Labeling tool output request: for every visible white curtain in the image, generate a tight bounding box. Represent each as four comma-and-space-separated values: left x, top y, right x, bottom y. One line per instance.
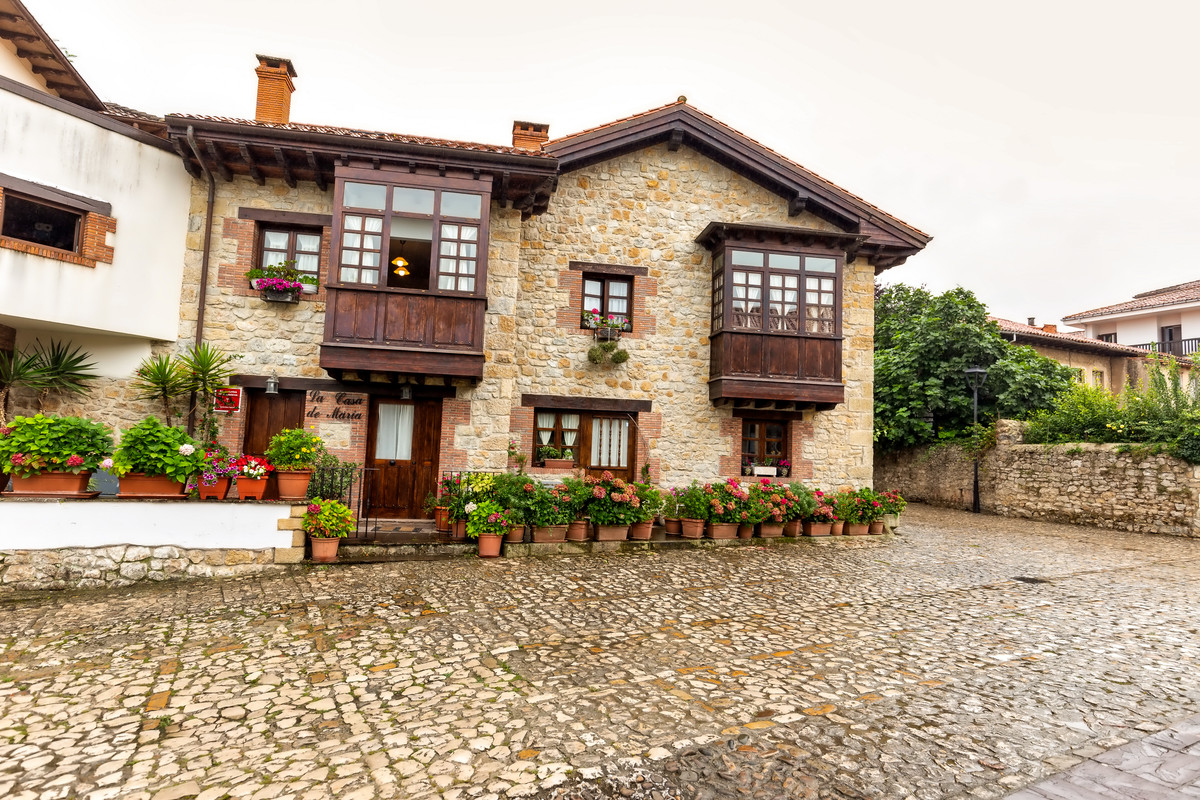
590, 418, 628, 468
560, 414, 579, 457
376, 403, 414, 460
536, 412, 556, 445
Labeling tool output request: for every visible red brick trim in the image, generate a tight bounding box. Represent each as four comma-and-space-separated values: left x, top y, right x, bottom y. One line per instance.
218, 216, 330, 302
438, 397, 470, 474
720, 414, 814, 483
556, 267, 658, 340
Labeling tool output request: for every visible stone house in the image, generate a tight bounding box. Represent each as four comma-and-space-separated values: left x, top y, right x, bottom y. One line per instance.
12, 35, 930, 518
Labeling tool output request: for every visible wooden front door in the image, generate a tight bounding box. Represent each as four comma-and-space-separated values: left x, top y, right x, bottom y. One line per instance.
243, 389, 306, 501
366, 398, 441, 518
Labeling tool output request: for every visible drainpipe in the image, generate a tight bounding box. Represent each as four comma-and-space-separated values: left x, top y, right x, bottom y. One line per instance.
184, 126, 216, 434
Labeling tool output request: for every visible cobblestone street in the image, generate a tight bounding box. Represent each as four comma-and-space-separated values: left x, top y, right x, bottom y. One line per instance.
2, 505, 1199, 800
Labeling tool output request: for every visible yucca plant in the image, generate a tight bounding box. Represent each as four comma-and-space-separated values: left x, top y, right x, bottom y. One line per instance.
131, 354, 191, 427
31, 339, 99, 413
0, 348, 47, 426
178, 343, 239, 449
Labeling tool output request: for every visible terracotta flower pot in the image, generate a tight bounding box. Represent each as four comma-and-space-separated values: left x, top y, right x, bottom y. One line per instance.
846, 523, 870, 536
737, 524, 755, 539
830, 521, 845, 535
119, 473, 186, 498
541, 458, 575, 470
504, 526, 525, 543
566, 520, 590, 541
869, 521, 885, 534
532, 525, 567, 543
594, 524, 629, 541
629, 520, 653, 540
238, 476, 267, 500
434, 507, 450, 532
783, 520, 802, 537
804, 521, 832, 537
679, 519, 705, 539
477, 533, 502, 558
451, 520, 467, 541
310, 536, 340, 563
197, 477, 232, 500
275, 469, 313, 502
758, 522, 784, 538
708, 522, 737, 539
9, 471, 91, 496
663, 518, 682, 534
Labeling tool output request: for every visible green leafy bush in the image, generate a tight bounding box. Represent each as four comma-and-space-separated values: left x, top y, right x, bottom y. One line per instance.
265, 427, 325, 470
0, 414, 113, 477
111, 417, 203, 481
465, 499, 519, 538
676, 481, 712, 521
526, 483, 574, 526
303, 499, 355, 538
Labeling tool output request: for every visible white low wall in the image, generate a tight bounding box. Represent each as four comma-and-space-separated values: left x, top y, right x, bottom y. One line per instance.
0, 501, 294, 550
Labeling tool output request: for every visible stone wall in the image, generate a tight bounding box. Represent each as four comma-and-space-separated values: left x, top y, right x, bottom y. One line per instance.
875, 420, 1200, 537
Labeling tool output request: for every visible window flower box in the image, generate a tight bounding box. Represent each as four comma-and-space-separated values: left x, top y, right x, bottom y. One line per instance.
541, 458, 575, 470
261, 288, 300, 304
752, 466, 776, 477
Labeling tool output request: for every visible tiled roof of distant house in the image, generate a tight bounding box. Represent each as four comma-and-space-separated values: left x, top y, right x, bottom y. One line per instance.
990, 317, 1165, 358
1063, 280, 1200, 321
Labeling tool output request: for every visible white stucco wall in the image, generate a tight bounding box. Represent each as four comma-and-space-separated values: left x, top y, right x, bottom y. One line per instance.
13, 328, 150, 378
0, 501, 293, 550
0, 39, 48, 91
0, 86, 190, 342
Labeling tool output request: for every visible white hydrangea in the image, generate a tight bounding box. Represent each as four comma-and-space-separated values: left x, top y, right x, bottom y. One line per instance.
464, 501, 477, 514
178, 444, 195, 456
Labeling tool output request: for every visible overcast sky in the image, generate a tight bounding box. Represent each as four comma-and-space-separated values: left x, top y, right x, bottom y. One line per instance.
27, 0, 1200, 329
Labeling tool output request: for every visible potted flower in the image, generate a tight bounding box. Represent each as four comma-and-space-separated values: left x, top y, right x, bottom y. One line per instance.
858, 487, 887, 534
742, 457, 753, 477
660, 487, 683, 534
264, 427, 324, 501
0, 414, 113, 496
527, 482, 573, 542
835, 489, 869, 535
630, 482, 662, 540
303, 498, 355, 562
879, 489, 907, 532
233, 454, 273, 500
245, 260, 313, 302
467, 498, 518, 558
581, 308, 628, 340
111, 417, 204, 497
736, 489, 770, 538
753, 480, 787, 537
783, 483, 816, 536
803, 499, 836, 536
423, 491, 451, 532
559, 475, 591, 541
777, 459, 791, 478
676, 481, 712, 539
194, 449, 238, 500
709, 479, 747, 539
584, 471, 639, 540
537, 444, 574, 470
438, 474, 469, 540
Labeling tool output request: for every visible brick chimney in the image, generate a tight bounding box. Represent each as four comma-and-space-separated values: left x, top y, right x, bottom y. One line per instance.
512, 121, 550, 150
1027, 317, 1036, 327
1042, 324, 1058, 333
254, 54, 297, 124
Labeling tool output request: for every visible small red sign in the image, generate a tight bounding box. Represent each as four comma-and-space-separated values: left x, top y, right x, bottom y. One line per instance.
214, 387, 242, 413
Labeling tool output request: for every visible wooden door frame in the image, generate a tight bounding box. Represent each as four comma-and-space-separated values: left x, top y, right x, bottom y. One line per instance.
365, 396, 442, 518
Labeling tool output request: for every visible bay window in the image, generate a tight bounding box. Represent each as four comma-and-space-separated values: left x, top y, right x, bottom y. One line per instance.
333, 169, 489, 295
713, 246, 841, 336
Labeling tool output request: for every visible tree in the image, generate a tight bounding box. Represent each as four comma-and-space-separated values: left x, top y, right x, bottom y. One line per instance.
874, 284, 1075, 452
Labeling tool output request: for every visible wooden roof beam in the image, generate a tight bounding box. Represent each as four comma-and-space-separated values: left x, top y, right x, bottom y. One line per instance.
0, 12, 26, 22
305, 150, 327, 191
171, 139, 202, 179
274, 147, 296, 188
206, 141, 232, 182
788, 194, 808, 217
239, 144, 264, 185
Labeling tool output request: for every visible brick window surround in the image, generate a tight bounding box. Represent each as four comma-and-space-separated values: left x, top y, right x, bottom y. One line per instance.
558, 261, 658, 340
221, 208, 332, 302
720, 412, 813, 482
0, 185, 116, 268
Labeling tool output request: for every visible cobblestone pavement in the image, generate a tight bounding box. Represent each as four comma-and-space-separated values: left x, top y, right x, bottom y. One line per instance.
2, 504, 1199, 800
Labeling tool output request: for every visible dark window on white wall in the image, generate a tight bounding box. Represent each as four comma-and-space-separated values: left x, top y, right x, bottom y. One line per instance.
1, 194, 81, 252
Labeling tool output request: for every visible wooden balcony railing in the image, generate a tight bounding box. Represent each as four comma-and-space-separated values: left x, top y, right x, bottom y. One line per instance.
1130, 338, 1200, 358
709, 330, 843, 405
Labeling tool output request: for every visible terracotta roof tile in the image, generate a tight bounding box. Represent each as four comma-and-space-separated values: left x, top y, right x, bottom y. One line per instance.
990, 317, 1166, 358
548, 100, 930, 240
171, 114, 554, 159
1063, 280, 1200, 321
104, 103, 163, 123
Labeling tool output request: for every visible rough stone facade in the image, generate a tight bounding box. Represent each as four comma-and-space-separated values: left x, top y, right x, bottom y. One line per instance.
875, 420, 1200, 537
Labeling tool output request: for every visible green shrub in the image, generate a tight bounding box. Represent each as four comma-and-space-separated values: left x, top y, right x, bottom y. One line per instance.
265, 427, 325, 470
1023, 383, 1124, 444
302, 499, 356, 538
0, 414, 113, 477
111, 417, 203, 481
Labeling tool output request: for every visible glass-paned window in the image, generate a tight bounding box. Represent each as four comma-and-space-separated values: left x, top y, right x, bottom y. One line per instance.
591, 416, 629, 469
731, 270, 763, 330
1098, 333, 1117, 343
768, 273, 800, 331
534, 411, 581, 463
712, 271, 725, 334
335, 178, 488, 293
374, 402, 414, 460
741, 420, 787, 464
260, 228, 321, 282
0, 194, 81, 252
804, 274, 836, 334
582, 275, 633, 331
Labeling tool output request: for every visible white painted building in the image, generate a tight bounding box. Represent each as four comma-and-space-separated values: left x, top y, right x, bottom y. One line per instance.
1062, 280, 1200, 359
0, 1, 190, 378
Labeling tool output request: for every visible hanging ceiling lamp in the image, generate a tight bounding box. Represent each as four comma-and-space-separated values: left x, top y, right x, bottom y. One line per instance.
392, 256, 409, 276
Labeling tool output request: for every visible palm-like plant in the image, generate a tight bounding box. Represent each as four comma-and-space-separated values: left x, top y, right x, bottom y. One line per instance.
131, 353, 191, 427
31, 339, 99, 413
0, 348, 47, 426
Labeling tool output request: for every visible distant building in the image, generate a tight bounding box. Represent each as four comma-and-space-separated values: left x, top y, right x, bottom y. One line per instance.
989, 317, 1181, 392
1063, 280, 1200, 359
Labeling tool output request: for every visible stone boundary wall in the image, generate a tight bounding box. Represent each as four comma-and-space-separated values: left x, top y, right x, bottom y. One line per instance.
0, 503, 309, 591
875, 420, 1200, 538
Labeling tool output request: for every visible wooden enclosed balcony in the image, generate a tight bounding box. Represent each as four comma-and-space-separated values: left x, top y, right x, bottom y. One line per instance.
709, 331, 843, 406
320, 287, 485, 379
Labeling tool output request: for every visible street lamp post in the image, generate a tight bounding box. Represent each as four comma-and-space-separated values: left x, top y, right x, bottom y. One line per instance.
964, 365, 988, 513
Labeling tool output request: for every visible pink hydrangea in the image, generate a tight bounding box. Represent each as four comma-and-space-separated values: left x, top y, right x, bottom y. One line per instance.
66, 455, 85, 468
307, 503, 321, 514
100, 458, 114, 470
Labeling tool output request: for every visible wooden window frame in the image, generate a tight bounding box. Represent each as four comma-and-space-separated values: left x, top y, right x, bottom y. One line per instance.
1097, 333, 1117, 343
740, 418, 789, 465
716, 244, 842, 339
330, 166, 491, 298
581, 274, 634, 332
257, 225, 322, 278
534, 410, 583, 464
532, 408, 637, 473
0, 191, 84, 255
